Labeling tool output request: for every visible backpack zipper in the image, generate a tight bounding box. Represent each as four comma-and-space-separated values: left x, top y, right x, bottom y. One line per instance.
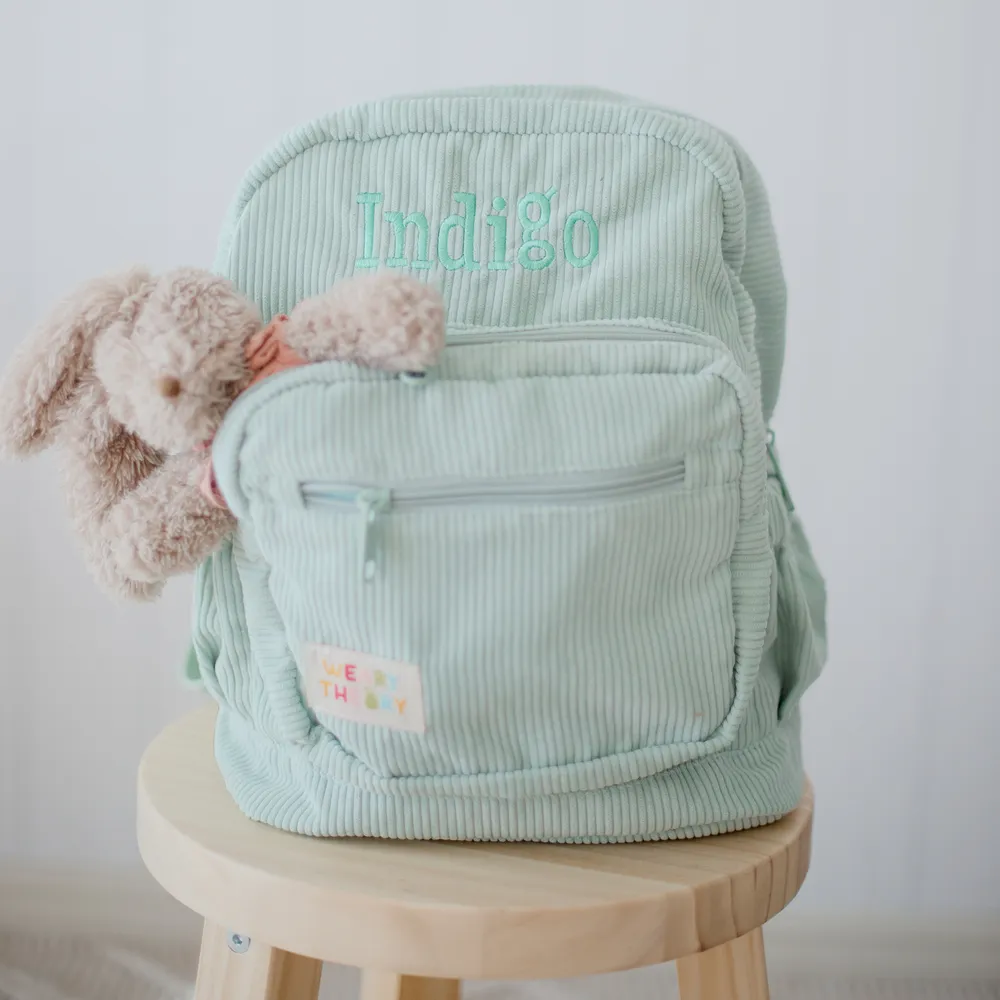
388, 322, 723, 387
391, 324, 719, 384
301, 458, 687, 582
442, 321, 716, 349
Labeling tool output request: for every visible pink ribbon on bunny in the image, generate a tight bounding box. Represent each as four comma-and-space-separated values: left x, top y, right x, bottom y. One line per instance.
197, 314, 308, 508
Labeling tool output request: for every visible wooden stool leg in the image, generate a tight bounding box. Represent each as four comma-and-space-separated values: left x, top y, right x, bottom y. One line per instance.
361, 970, 460, 1000
194, 921, 323, 1000
676, 927, 769, 1000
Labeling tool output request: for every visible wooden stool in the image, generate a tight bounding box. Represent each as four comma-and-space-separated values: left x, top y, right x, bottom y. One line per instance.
137, 707, 812, 1000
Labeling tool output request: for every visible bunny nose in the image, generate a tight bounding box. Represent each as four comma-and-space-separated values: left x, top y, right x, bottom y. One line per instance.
157, 376, 182, 398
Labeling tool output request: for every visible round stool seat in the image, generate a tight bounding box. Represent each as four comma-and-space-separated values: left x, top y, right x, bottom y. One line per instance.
137, 706, 812, 997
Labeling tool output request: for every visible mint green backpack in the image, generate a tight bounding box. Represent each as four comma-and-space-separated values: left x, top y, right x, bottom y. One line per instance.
192, 86, 827, 842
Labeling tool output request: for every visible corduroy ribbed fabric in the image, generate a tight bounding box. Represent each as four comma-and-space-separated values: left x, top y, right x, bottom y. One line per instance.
192, 87, 827, 842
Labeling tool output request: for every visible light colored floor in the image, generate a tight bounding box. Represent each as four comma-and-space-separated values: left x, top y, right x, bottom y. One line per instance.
0, 932, 997, 1000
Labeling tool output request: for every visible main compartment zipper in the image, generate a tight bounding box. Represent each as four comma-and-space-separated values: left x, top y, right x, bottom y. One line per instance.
301, 458, 687, 582
389, 324, 718, 385
442, 321, 715, 348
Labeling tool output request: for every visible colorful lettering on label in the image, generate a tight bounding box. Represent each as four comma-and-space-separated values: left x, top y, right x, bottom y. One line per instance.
304, 643, 425, 734
321, 660, 360, 682
353, 190, 599, 272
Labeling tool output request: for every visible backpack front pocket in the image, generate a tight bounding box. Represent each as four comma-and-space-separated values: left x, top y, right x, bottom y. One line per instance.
214, 332, 772, 796
300, 458, 688, 583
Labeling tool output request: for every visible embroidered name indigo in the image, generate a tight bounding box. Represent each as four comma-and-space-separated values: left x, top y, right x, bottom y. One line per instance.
355, 190, 600, 272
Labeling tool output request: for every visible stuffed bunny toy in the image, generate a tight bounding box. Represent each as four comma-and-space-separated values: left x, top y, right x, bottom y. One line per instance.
0, 268, 445, 601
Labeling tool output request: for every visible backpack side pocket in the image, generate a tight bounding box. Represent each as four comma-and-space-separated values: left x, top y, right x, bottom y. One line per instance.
766, 482, 828, 720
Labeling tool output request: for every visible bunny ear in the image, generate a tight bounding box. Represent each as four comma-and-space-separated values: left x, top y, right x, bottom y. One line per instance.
0, 267, 151, 457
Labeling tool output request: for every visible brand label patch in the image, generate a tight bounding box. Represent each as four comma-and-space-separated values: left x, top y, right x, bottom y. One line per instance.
300, 643, 426, 733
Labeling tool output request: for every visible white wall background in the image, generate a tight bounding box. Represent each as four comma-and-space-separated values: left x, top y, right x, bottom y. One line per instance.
1, 0, 997, 917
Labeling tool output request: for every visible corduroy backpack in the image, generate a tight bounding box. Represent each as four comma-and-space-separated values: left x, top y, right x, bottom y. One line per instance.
191, 85, 827, 843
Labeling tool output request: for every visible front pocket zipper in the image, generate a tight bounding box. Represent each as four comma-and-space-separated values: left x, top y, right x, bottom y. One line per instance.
301, 458, 687, 582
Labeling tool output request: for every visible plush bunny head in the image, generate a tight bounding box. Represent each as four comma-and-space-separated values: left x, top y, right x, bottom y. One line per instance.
93, 268, 261, 454
91, 268, 447, 456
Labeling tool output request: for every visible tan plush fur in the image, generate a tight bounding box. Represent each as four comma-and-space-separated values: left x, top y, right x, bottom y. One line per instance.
285, 270, 446, 373
93, 268, 262, 455
103, 450, 236, 585
0, 269, 169, 600
0, 268, 446, 601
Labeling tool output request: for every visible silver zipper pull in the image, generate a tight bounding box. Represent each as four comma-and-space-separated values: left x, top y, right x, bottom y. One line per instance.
356, 488, 391, 582
766, 429, 795, 513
